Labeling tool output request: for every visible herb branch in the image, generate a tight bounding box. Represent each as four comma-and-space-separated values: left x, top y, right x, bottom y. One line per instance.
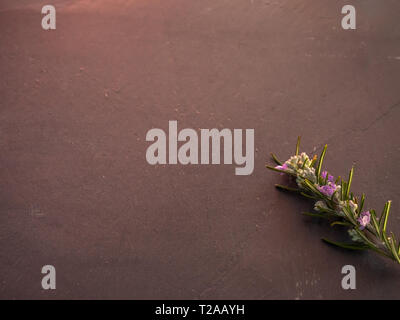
266, 137, 400, 264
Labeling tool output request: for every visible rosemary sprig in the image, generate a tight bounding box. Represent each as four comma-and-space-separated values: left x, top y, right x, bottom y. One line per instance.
266, 137, 400, 264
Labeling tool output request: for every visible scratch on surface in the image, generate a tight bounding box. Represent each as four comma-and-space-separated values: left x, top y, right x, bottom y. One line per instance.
312, 100, 400, 153
360, 100, 400, 132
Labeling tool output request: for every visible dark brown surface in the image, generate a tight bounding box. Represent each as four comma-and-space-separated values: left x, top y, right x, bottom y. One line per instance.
1, 0, 400, 299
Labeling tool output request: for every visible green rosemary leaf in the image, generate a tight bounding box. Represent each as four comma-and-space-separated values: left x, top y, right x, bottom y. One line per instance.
270, 153, 282, 165
342, 206, 356, 225
300, 192, 318, 200
379, 201, 391, 234
346, 201, 352, 218
398, 241, 400, 257
306, 178, 319, 192
316, 144, 327, 183
340, 179, 344, 200
359, 193, 365, 213
396, 232, 400, 256
379, 202, 387, 231
383, 200, 391, 233
316, 206, 337, 215
296, 136, 301, 156
330, 221, 352, 227
382, 232, 391, 253
370, 210, 380, 237
275, 184, 300, 192
388, 233, 400, 262
302, 212, 331, 219
302, 179, 315, 191
322, 238, 369, 250
389, 238, 400, 263
353, 229, 394, 259
390, 232, 397, 247
303, 179, 325, 198
355, 229, 375, 246
342, 182, 348, 200
346, 167, 354, 198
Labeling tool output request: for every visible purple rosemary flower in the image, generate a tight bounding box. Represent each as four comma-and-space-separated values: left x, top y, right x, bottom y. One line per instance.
275, 163, 288, 171
318, 183, 337, 197
275, 163, 288, 175
357, 211, 371, 230
321, 170, 334, 183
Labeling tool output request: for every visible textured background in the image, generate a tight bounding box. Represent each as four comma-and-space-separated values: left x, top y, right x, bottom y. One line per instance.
0, 0, 399, 299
